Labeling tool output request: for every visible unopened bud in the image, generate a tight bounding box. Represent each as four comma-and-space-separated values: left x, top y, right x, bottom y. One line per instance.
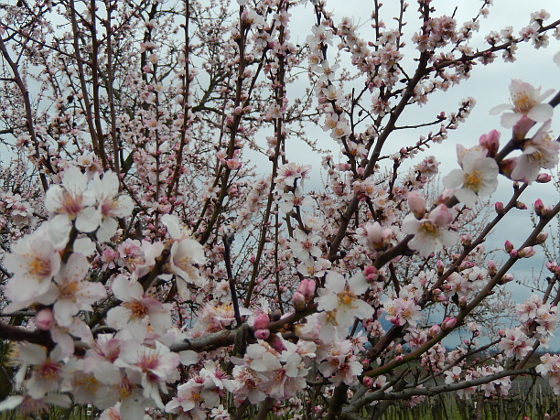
495, 202, 504, 214
437, 260, 445, 275
534, 232, 549, 245
297, 279, 316, 300
499, 273, 514, 284
35, 308, 55, 330
537, 173, 552, 183
513, 115, 534, 140
407, 191, 426, 219
253, 313, 270, 330
292, 292, 306, 311
460, 234, 472, 247
487, 260, 497, 275
441, 317, 457, 331
516, 201, 527, 210
428, 324, 441, 337
364, 266, 379, 282
504, 240, 514, 253
546, 261, 560, 275
534, 198, 545, 216
478, 129, 500, 157
518, 246, 535, 258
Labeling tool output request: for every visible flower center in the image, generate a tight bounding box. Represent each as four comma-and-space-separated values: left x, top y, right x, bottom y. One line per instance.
512, 92, 536, 114
28, 255, 52, 279
420, 221, 439, 237
124, 300, 149, 319
463, 170, 483, 192
59, 281, 80, 300
338, 290, 356, 306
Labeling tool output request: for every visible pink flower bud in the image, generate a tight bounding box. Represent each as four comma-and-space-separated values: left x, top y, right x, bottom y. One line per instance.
504, 240, 514, 253
297, 279, 316, 300
537, 173, 552, 183
516, 201, 527, 210
509, 249, 518, 258
513, 115, 534, 140
546, 261, 560, 274
534, 198, 545, 215
518, 246, 535, 258
429, 204, 453, 227
407, 191, 426, 219
478, 129, 500, 157
254, 329, 270, 340
441, 317, 457, 331
436, 260, 444, 275
500, 273, 514, 284
495, 202, 504, 214
487, 260, 497, 275
364, 266, 379, 282
428, 324, 441, 337
253, 313, 270, 330
267, 333, 286, 352
458, 296, 468, 307
35, 308, 55, 330
363, 377, 374, 388
292, 292, 306, 311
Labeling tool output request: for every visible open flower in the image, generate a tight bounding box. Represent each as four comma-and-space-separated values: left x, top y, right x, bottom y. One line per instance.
316, 271, 374, 331
107, 275, 172, 334
402, 204, 459, 257
45, 166, 100, 233
51, 252, 107, 327
93, 171, 134, 242
161, 215, 206, 298
443, 149, 499, 206
490, 79, 554, 128
510, 120, 559, 182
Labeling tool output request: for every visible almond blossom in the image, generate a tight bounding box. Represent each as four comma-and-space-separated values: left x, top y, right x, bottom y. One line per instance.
401, 204, 459, 257
3, 226, 62, 312
443, 149, 499, 206
45, 166, 101, 233
316, 271, 374, 332
510, 120, 560, 182
115, 340, 180, 409
489, 79, 554, 128
161, 214, 206, 298
93, 171, 134, 242
107, 275, 173, 334
51, 252, 107, 327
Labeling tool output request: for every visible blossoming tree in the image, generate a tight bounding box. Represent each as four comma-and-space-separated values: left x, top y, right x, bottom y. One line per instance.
0, 0, 559, 419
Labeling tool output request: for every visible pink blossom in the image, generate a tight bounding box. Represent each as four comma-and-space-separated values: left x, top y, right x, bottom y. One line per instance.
45, 166, 101, 233
443, 149, 499, 206
489, 79, 554, 128
316, 271, 374, 332
93, 171, 134, 242
402, 204, 459, 257
510, 121, 559, 183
